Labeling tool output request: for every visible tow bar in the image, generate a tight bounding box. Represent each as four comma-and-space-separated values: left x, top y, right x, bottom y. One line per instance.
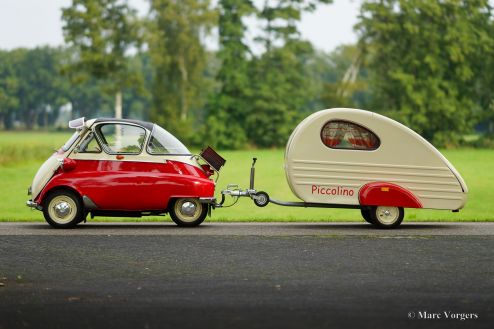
215, 157, 360, 210
215, 158, 270, 208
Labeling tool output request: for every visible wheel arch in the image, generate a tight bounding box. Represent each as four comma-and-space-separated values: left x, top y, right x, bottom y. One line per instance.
359, 182, 422, 208
38, 185, 83, 208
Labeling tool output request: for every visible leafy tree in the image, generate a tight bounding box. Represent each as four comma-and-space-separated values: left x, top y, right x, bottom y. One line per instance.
61, 48, 152, 121
357, 0, 493, 146
204, 0, 256, 149
317, 45, 369, 109
473, 7, 494, 136
256, 0, 332, 51
62, 0, 141, 119
247, 41, 318, 147
66, 75, 113, 119
122, 52, 153, 120
246, 0, 332, 147
14, 47, 68, 129
0, 50, 20, 129
148, 0, 216, 140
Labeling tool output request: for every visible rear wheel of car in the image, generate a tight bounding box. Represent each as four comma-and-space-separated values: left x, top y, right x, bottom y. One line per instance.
369, 206, 404, 229
360, 208, 374, 224
43, 189, 84, 229
169, 198, 207, 227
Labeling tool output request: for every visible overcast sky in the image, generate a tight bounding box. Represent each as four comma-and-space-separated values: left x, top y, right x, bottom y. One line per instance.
0, 0, 361, 53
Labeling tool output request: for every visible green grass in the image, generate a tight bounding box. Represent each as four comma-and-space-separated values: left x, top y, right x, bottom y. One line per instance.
0, 131, 73, 166
1, 131, 493, 222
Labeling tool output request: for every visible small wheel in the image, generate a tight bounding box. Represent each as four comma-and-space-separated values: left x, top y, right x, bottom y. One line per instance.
43, 190, 84, 229
253, 191, 269, 207
360, 208, 374, 224
369, 206, 404, 229
169, 198, 207, 227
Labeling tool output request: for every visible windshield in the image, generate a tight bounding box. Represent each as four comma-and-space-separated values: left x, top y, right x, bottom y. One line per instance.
62, 131, 81, 152
147, 125, 190, 155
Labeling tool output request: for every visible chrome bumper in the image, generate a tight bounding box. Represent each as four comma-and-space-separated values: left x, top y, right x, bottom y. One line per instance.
26, 200, 42, 210
199, 197, 216, 204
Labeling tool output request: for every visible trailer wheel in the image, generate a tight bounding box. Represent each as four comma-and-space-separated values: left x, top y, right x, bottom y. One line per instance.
370, 206, 404, 229
169, 198, 207, 227
360, 208, 374, 224
253, 191, 269, 207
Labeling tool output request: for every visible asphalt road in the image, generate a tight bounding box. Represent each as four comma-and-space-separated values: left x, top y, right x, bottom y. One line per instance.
1, 222, 493, 329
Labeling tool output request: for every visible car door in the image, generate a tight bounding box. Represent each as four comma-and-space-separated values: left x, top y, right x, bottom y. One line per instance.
69, 122, 159, 211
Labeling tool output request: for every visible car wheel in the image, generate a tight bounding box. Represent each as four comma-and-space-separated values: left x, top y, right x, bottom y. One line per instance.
43, 190, 83, 229
369, 206, 404, 229
169, 198, 207, 227
360, 208, 374, 224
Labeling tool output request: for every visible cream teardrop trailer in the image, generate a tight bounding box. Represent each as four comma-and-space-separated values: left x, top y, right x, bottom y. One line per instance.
282, 108, 468, 227
218, 108, 468, 229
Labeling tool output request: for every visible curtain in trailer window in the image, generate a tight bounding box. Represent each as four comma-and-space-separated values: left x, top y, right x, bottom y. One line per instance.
321, 121, 380, 150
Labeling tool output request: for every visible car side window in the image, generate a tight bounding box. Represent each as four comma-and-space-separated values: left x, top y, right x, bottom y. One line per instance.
146, 125, 190, 155
97, 124, 146, 154
321, 120, 380, 150
78, 132, 101, 153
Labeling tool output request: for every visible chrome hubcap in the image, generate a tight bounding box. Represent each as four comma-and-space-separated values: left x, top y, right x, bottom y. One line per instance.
174, 198, 203, 223
48, 195, 77, 224
54, 201, 71, 218
257, 194, 267, 204
180, 201, 197, 216
376, 206, 399, 224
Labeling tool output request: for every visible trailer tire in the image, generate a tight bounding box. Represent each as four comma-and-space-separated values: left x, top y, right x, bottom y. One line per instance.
253, 191, 270, 207
369, 206, 404, 229
360, 208, 374, 224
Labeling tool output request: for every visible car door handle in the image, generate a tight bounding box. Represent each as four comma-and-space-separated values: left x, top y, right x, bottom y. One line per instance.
116, 155, 124, 160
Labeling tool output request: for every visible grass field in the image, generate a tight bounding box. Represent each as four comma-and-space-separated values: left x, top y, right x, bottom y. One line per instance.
1, 131, 493, 222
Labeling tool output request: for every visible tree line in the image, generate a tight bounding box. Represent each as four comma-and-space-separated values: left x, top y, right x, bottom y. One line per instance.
0, 0, 493, 148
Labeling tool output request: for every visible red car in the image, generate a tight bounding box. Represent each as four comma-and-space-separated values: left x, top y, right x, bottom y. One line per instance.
26, 118, 224, 228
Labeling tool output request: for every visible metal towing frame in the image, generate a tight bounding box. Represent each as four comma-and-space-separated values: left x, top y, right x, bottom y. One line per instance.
213, 157, 361, 211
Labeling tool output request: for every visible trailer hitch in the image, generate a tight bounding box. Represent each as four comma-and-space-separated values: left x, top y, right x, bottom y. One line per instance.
216, 157, 270, 208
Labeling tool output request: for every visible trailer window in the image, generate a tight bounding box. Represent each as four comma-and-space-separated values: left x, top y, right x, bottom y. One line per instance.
321, 120, 380, 150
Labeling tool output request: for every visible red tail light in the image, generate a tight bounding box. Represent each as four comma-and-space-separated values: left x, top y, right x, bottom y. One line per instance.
201, 164, 214, 177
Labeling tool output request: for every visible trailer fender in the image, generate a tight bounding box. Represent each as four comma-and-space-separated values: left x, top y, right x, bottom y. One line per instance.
359, 182, 422, 208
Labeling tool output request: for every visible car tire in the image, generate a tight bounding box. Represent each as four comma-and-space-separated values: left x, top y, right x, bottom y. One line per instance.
169, 198, 207, 227
360, 208, 374, 224
369, 206, 404, 229
43, 189, 84, 229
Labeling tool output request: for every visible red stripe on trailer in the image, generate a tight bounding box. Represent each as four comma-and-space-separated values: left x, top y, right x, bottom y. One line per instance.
359, 182, 422, 208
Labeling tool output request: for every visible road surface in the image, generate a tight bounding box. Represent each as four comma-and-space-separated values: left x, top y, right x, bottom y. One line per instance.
0, 222, 493, 329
